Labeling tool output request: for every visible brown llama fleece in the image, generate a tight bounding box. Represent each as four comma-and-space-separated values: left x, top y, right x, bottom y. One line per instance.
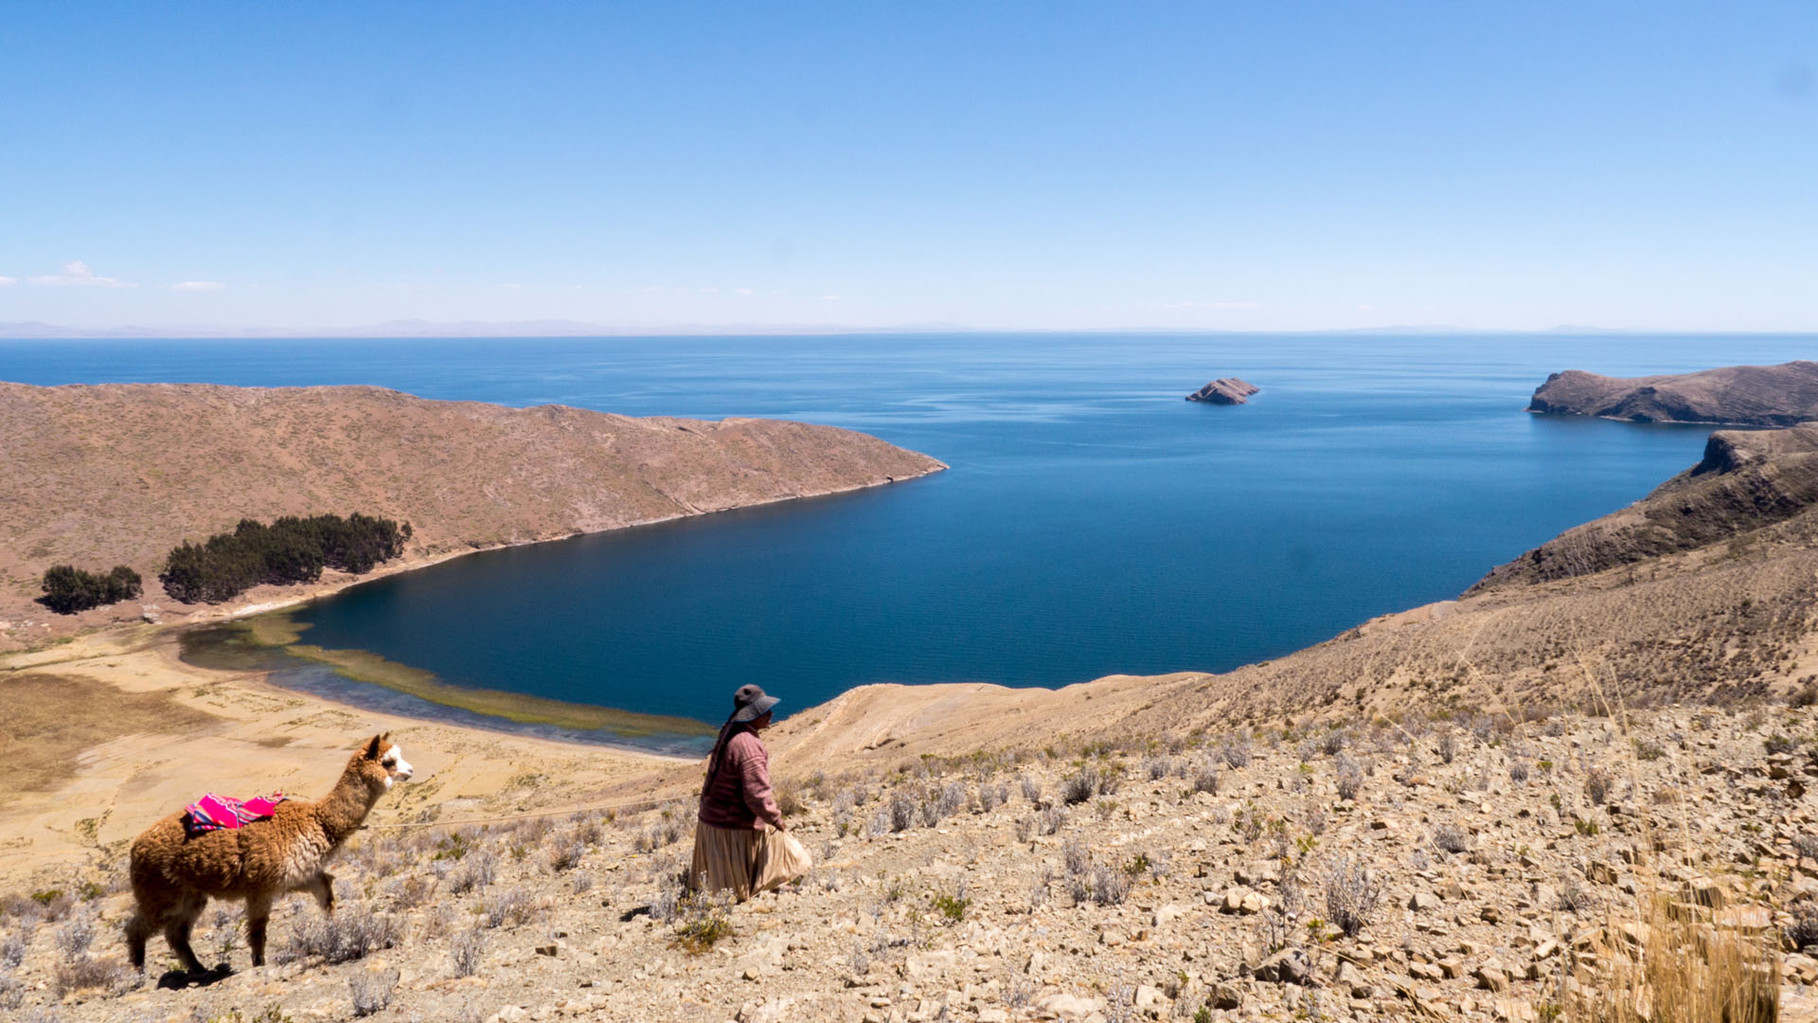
125, 733, 414, 974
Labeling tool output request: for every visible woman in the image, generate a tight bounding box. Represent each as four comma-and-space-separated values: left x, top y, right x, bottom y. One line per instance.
691, 684, 812, 900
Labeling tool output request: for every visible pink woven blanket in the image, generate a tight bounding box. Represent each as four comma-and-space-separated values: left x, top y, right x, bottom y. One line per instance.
184, 792, 286, 835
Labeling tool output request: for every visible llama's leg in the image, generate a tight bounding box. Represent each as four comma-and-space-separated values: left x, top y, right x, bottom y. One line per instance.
304, 871, 336, 914
246, 893, 274, 968
162, 892, 208, 975
125, 907, 154, 971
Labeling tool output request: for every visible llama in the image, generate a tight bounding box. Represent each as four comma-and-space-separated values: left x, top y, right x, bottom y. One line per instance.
125, 733, 414, 974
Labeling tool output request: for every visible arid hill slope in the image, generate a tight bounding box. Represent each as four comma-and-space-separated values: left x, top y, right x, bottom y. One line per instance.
0, 382, 944, 647
1527, 360, 1818, 426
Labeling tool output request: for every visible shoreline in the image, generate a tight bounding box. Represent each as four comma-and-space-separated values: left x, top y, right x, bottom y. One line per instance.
163, 468, 947, 633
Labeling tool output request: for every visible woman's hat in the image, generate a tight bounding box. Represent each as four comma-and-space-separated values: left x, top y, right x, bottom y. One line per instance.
732, 684, 780, 722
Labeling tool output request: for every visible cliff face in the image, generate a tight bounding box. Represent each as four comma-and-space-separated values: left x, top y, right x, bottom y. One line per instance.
1467, 423, 1818, 594
0, 382, 945, 643
1527, 361, 1818, 426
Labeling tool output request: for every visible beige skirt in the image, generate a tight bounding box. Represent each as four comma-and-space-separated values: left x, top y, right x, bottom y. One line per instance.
690, 822, 812, 901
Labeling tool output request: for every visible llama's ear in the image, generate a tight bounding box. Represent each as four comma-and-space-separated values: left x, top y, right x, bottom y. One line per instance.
365, 734, 384, 759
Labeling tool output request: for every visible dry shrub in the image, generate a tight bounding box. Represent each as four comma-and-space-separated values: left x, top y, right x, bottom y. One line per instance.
1090, 864, 1130, 906
1061, 767, 1098, 806
1786, 899, 1818, 951
1019, 775, 1042, 803
1324, 856, 1381, 937
482, 887, 541, 930
1432, 823, 1470, 854
672, 889, 734, 953
276, 905, 404, 964
53, 954, 135, 998
889, 791, 916, 832
547, 841, 585, 873
350, 965, 400, 1017
449, 926, 485, 978
1334, 754, 1363, 801
1585, 765, 1614, 806
1192, 762, 1220, 795
776, 787, 805, 818
1220, 736, 1252, 769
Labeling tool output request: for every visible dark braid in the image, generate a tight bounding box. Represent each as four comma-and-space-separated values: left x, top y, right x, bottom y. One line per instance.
702, 714, 752, 793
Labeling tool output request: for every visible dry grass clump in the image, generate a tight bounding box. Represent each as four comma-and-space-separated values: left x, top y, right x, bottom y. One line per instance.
1568, 893, 1777, 1023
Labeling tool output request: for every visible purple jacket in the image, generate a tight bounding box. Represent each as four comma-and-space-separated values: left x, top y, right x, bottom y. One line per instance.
698, 730, 782, 830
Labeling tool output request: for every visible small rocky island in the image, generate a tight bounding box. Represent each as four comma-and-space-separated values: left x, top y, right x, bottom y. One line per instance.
1185, 377, 1259, 404
1527, 360, 1818, 427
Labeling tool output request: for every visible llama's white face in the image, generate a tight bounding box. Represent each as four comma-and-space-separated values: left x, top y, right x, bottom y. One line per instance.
379, 744, 414, 789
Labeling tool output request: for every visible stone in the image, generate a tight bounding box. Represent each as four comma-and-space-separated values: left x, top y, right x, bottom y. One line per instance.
1209, 983, 1243, 1010
1254, 947, 1315, 985
1236, 860, 1280, 886
1475, 962, 1509, 993
1409, 892, 1441, 912
1687, 876, 1728, 908
1037, 993, 1104, 1019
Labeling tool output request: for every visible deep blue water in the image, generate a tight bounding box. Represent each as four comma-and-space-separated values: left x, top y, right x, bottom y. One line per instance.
4, 333, 1811, 742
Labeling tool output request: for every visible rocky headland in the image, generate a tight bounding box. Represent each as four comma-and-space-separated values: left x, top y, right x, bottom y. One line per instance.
0, 382, 946, 650
1186, 379, 1259, 405
1468, 424, 1818, 595
1527, 361, 1818, 426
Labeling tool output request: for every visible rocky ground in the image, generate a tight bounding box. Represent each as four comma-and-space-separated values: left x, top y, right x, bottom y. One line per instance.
3, 705, 1816, 1023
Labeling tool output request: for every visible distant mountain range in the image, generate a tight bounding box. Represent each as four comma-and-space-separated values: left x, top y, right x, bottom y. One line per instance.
0, 320, 977, 339
2, 320, 1809, 339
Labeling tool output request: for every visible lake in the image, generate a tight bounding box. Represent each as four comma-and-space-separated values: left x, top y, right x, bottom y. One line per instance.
4, 333, 1807, 752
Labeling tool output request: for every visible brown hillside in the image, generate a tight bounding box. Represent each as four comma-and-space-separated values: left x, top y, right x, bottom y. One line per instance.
1527, 360, 1818, 426
0, 382, 944, 648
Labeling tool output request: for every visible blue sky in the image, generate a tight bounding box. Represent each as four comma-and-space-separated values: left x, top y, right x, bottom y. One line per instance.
1, 3, 1813, 332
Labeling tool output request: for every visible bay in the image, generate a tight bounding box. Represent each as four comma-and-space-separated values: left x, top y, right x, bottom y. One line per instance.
4, 332, 1807, 749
